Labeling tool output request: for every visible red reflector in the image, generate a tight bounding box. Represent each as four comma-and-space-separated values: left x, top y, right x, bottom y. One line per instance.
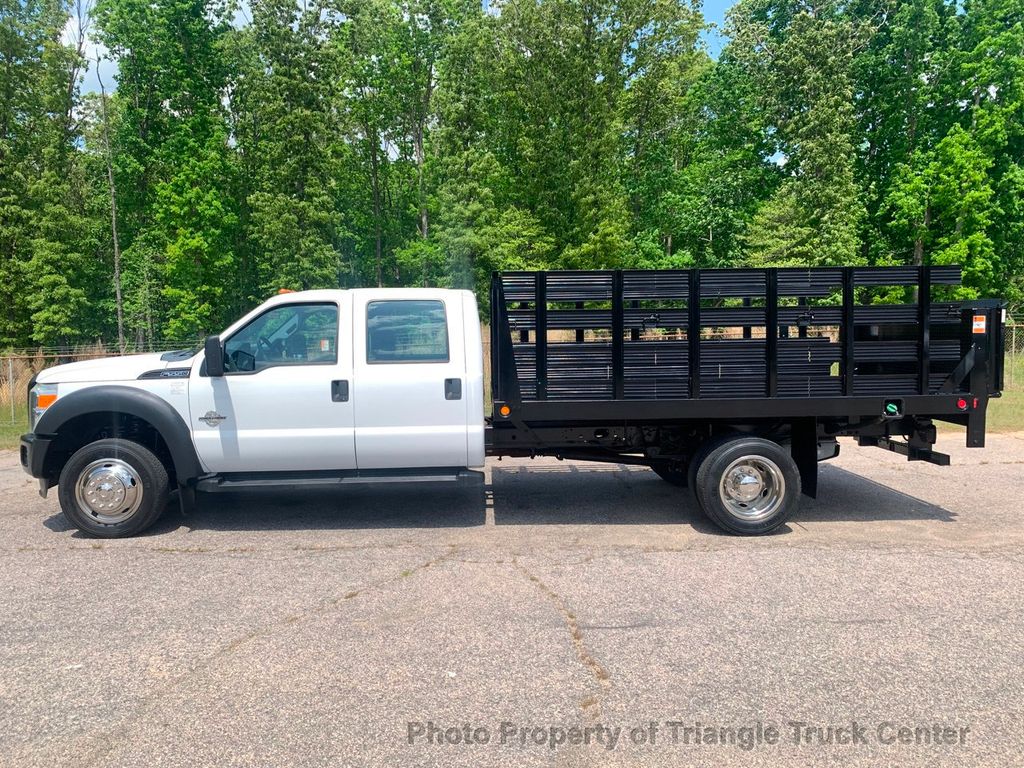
957, 398, 968, 410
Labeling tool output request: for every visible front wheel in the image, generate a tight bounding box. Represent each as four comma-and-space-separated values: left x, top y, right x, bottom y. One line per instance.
57, 438, 169, 538
693, 436, 800, 535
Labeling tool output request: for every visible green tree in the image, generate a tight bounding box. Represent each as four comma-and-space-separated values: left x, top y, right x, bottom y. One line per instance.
619, 0, 708, 263
232, 0, 345, 296
954, 0, 1024, 305
27, 0, 100, 345
95, 0, 239, 341
671, 57, 779, 267
850, 0, 950, 266
730, 1, 865, 266
0, 0, 66, 345
2, 0, 1022, 349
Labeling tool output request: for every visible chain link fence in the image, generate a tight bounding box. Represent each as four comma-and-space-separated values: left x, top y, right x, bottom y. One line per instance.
0, 326, 1021, 432
1007, 322, 1023, 390
0, 342, 195, 430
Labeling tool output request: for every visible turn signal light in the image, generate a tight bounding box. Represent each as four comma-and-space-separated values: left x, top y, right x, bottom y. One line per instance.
29, 383, 58, 431
499, 405, 511, 417
956, 398, 968, 411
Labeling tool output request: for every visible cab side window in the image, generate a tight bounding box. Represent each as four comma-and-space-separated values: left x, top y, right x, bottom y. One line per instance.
366, 300, 449, 363
224, 303, 338, 373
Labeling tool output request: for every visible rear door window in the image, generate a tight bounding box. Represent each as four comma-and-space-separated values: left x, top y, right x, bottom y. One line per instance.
366, 300, 449, 363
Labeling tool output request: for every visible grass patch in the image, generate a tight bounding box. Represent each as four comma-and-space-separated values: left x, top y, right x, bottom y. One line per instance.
985, 353, 1024, 432
937, 390, 1024, 435
0, 407, 27, 450
987, 388, 1024, 433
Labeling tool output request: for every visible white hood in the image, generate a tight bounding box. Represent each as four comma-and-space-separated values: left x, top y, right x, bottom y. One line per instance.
35, 351, 197, 384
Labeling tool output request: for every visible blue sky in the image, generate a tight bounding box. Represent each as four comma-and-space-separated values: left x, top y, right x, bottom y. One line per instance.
76, 0, 736, 93
702, 0, 733, 58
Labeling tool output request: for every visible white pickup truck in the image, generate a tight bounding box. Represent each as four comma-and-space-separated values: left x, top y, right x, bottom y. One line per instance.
21, 267, 1004, 537
23, 289, 485, 537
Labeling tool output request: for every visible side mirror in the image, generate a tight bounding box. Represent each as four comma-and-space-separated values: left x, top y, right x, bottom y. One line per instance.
204, 335, 225, 377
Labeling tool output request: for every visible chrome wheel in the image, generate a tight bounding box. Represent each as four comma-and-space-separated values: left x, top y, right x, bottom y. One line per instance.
718, 455, 785, 523
74, 459, 144, 524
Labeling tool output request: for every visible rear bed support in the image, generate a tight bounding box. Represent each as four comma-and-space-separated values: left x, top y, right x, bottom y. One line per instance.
858, 436, 951, 466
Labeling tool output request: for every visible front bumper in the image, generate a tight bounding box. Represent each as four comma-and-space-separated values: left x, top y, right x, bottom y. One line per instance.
20, 433, 52, 479
21, 433, 56, 498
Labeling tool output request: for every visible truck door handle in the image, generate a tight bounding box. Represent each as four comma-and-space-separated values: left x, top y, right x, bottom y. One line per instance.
331, 380, 349, 402
444, 378, 462, 400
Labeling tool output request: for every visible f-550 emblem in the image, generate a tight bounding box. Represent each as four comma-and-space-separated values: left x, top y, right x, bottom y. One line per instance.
199, 411, 226, 427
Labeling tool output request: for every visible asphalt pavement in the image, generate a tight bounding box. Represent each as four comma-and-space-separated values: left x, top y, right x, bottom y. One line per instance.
1, 433, 1023, 767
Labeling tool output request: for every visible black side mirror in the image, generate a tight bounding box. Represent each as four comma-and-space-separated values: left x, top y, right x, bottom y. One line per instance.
204, 335, 225, 377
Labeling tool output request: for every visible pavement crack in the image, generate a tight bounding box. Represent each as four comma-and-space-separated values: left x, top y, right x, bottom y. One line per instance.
66, 545, 457, 768
318, 545, 455, 607
513, 561, 611, 720
814, 616, 896, 627
200, 545, 457, 663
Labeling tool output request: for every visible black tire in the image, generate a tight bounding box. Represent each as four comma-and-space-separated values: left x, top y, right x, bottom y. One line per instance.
57, 438, 169, 538
686, 432, 740, 492
650, 459, 688, 487
693, 436, 800, 535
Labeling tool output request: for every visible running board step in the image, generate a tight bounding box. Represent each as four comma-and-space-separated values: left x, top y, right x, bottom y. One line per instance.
196, 469, 483, 493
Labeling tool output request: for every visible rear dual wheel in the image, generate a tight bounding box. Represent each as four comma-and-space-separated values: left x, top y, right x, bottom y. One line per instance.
689, 435, 800, 535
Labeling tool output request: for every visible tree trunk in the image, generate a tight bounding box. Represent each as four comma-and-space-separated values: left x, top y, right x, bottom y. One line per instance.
63, 0, 89, 139
368, 125, 383, 287
415, 61, 433, 240
415, 123, 428, 239
97, 60, 125, 353
911, 203, 929, 303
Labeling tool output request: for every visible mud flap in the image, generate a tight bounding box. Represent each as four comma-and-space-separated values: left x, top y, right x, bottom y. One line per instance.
791, 418, 819, 499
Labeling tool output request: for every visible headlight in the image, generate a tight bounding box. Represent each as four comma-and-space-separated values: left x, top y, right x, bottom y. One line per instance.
29, 383, 58, 432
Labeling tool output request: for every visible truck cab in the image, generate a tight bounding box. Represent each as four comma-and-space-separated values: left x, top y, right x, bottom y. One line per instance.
21, 288, 485, 537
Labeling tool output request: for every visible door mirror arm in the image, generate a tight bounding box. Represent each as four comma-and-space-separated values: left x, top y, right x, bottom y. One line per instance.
204, 335, 225, 377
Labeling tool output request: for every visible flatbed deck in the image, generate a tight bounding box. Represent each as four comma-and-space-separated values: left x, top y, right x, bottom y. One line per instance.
487, 266, 1004, 470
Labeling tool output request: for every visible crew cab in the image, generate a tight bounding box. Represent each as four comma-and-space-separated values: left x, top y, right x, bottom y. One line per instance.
22, 289, 484, 537
21, 267, 1005, 537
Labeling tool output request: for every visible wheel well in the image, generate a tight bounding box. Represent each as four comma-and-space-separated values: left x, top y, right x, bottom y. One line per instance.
647, 423, 785, 461
45, 412, 176, 485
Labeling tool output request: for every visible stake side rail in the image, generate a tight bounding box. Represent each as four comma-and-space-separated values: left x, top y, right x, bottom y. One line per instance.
488, 266, 1004, 459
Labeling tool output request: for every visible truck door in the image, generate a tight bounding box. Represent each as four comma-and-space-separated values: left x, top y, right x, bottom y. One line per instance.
189, 298, 357, 473
352, 292, 469, 469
